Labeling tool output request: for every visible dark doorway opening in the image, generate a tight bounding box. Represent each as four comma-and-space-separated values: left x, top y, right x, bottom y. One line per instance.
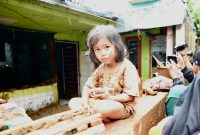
125, 37, 141, 76
55, 41, 79, 100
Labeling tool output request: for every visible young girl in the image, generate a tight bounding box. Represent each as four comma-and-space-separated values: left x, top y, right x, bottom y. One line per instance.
68, 25, 140, 121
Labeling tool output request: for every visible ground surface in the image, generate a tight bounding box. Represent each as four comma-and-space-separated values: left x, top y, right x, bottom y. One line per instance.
28, 103, 69, 120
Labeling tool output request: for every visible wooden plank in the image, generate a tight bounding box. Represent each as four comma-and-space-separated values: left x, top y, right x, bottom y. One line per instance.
27, 113, 103, 135
75, 123, 105, 135
1, 108, 88, 135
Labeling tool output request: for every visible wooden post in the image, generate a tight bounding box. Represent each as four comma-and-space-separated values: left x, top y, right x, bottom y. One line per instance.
166, 26, 174, 60
176, 24, 186, 46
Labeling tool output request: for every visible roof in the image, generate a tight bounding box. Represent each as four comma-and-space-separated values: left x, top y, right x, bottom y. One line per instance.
0, 0, 114, 33
40, 0, 118, 20
114, 0, 187, 33
0, 0, 186, 33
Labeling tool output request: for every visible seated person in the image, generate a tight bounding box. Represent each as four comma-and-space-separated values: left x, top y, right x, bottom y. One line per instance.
149, 47, 200, 135
68, 25, 140, 122
187, 51, 193, 65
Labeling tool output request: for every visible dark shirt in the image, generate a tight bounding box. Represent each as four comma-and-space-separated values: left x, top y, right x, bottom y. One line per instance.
181, 67, 194, 83
172, 66, 194, 86
163, 71, 200, 135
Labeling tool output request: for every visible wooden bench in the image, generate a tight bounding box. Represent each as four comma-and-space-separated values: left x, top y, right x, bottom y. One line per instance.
101, 92, 168, 135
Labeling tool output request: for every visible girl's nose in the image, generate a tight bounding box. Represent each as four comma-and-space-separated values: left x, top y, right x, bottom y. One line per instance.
101, 49, 107, 56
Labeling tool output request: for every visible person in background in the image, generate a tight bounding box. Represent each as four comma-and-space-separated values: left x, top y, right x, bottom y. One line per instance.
174, 43, 193, 74
164, 45, 195, 117
148, 47, 200, 135
174, 43, 188, 56
68, 25, 140, 122
187, 50, 193, 65
165, 57, 186, 116
165, 47, 197, 117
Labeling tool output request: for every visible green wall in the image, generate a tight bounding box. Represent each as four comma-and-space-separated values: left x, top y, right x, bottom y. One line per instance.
141, 32, 150, 80
0, 83, 58, 103
121, 28, 160, 81
54, 31, 88, 51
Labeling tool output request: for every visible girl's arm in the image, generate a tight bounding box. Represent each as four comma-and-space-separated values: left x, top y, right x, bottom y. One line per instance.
94, 92, 135, 102
108, 93, 135, 102
82, 85, 90, 106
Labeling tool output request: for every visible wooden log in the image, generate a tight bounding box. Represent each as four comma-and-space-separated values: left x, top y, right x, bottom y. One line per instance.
89, 118, 102, 127
27, 113, 103, 135
1, 108, 88, 135
75, 123, 105, 135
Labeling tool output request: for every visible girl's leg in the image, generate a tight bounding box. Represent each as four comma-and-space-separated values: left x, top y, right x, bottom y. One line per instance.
92, 100, 125, 120
68, 97, 83, 110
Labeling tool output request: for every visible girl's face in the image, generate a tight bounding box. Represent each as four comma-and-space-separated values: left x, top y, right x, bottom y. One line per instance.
93, 37, 116, 65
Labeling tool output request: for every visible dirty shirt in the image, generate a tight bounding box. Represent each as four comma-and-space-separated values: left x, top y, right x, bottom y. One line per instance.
85, 58, 140, 119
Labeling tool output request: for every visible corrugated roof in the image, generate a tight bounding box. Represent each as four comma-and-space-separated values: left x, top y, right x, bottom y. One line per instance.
39, 0, 118, 20
114, 0, 186, 33
40, 0, 187, 33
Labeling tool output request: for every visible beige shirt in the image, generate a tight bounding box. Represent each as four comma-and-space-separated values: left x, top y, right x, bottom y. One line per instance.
85, 59, 140, 97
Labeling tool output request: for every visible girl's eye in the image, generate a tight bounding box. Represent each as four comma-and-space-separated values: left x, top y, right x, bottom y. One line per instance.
94, 48, 100, 52
105, 45, 110, 49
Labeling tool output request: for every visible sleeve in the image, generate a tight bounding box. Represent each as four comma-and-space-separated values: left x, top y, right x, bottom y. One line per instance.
172, 78, 184, 86
181, 67, 194, 83
123, 60, 140, 97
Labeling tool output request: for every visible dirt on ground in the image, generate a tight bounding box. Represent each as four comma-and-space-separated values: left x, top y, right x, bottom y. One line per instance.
27, 104, 70, 120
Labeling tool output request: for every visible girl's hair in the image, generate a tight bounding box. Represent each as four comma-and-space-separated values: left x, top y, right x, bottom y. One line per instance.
87, 25, 127, 68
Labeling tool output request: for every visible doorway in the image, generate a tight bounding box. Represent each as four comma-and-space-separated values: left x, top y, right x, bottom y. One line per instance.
55, 41, 79, 100
125, 36, 141, 76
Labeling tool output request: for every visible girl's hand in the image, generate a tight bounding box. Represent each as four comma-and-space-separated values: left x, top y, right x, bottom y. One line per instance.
83, 102, 92, 114
93, 91, 110, 100
89, 88, 105, 98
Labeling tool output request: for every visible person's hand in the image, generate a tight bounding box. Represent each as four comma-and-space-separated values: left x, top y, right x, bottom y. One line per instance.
0, 99, 7, 104
182, 55, 193, 69
83, 102, 92, 114
89, 88, 105, 98
92, 91, 110, 100
168, 60, 183, 79
176, 52, 185, 70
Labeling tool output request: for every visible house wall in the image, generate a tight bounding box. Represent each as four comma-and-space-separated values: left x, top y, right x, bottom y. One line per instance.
0, 30, 90, 110
121, 28, 160, 81
0, 83, 58, 111
79, 51, 93, 94
54, 32, 88, 51
185, 15, 197, 51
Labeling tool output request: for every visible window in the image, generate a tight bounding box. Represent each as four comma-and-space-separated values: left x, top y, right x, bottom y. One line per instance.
0, 28, 54, 90
0, 40, 6, 65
